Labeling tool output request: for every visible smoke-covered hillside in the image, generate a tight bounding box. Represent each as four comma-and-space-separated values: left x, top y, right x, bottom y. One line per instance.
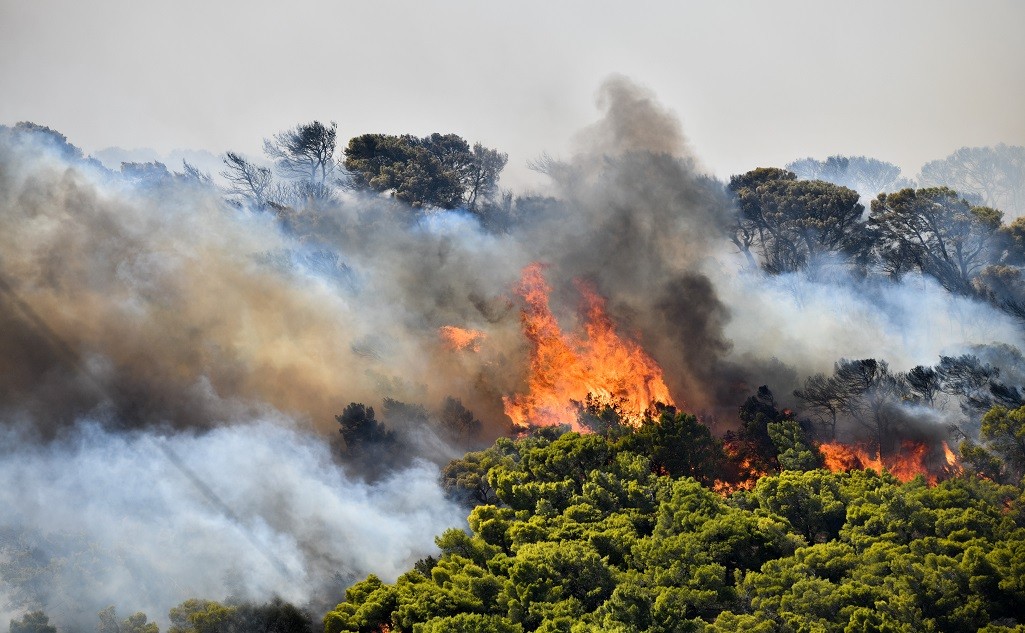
2, 77, 1025, 630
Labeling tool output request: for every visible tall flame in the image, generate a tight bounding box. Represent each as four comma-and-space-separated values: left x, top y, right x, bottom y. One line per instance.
503, 263, 673, 430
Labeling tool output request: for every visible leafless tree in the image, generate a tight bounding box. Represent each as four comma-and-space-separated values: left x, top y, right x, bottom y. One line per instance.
221, 151, 273, 208
263, 120, 337, 184
919, 144, 1025, 217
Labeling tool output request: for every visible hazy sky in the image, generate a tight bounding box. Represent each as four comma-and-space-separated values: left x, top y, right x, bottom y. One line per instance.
1, 0, 1023, 188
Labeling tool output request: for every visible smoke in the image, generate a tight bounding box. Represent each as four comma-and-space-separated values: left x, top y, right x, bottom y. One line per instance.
6, 78, 1019, 431
0, 126, 479, 626
3, 74, 1025, 623
502, 76, 740, 413
718, 267, 1024, 383
0, 420, 464, 629
0, 123, 521, 437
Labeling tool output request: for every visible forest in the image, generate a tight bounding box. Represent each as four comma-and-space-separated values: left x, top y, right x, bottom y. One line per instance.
2, 78, 1025, 632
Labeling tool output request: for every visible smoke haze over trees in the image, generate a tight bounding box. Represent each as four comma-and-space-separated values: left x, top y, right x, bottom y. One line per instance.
2, 75, 1025, 630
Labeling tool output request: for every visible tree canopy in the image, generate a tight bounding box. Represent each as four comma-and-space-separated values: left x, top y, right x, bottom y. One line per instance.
869, 186, 1002, 295
787, 154, 913, 200
919, 144, 1025, 218
325, 417, 1025, 633
264, 120, 338, 184
343, 133, 506, 210
728, 168, 871, 273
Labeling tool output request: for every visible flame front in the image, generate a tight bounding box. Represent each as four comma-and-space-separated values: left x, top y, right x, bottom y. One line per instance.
818, 440, 958, 484
503, 263, 673, 430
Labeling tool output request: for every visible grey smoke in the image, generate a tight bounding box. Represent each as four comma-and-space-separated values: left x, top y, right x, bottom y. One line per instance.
0, 420, 465, 629
2, 73, 1024, 626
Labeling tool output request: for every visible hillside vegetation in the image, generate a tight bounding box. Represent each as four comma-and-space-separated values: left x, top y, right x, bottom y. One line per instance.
325, 408, 1025, 633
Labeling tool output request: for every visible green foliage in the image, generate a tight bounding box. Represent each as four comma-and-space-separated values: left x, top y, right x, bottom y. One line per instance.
169, 599, 236, 633
343, 133, 506, 211
869, 186, 1001, 295
99, 606, 159, 633
725, 386, 818, 478
442, 438, 519, 508
169, 597, 312, 633
624, 406, 727, 487
325, 422, 1025, 632
745, 470, 848, 543
414, 613, 522, 633
977, 405, 1025, 482
575, 395, 631, 438
768, 419, 821, 472
728, 167, 870, 273
9, 612, 56, 633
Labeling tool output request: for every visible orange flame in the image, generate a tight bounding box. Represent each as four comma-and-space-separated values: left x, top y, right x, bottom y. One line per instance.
718, 437, 771, 493
439, 326, 485, 352
888, 440, 930, 483
943, 441, 958, 466
942, 441, 963, 477
503, 263, 673, 430
818, 439, 956, 484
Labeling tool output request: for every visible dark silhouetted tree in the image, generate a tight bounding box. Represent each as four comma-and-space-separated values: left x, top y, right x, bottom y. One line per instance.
937, 354, 1022, 417
336, 403, 395, 451
728, 168, 870, 273
264, 120, 338, 184
98, 606, 158, 633
178, 159, 212, 185
795, 359, 908, 453
627, 406, 727, 485
439, 396, 483, 441
726, 386, 791, 476
869, 187, 1002, 295
344, 133, 506, 210
9, 612, 56, 633
221, 151, 273, 208
902, 365, 941, 407
464, 143, 508, 212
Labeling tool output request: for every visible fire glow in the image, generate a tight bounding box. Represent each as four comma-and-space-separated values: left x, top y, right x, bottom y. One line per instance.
818, 440, 961, 484
439, 326, 486, 352
502, 263, 674, 430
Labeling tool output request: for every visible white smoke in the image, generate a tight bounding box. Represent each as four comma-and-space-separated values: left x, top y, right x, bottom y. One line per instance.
0, 420, 464, 628
716, 263, 1025, 380
3, 75, 1024, 629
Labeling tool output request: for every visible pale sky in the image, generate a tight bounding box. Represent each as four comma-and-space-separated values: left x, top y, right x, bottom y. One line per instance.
1, 0, 1023, 189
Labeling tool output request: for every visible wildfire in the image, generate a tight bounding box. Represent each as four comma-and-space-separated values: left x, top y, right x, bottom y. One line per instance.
439, 326, 485, 352
503, 263, 674, 430
818, 439, 960, 484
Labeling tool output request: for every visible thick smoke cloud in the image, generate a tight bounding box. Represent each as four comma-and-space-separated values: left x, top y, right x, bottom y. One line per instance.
719, 268, 1024, 382
2, 74, 1024, 625
0, 421, 464, 629
0, 125, 522, 437
9, 77, 1014, 440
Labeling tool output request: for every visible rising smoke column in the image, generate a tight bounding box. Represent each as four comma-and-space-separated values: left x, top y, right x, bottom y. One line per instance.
504, 76, 748, 414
